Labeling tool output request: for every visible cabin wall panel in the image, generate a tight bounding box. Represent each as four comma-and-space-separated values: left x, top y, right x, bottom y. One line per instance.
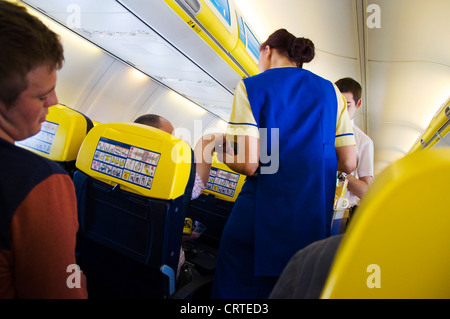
134, 87, 226, 146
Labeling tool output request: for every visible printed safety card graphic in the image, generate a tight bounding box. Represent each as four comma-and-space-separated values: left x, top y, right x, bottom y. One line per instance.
16, 121, 59, 154
91, 137, 161, 189
205, 167, 239, 197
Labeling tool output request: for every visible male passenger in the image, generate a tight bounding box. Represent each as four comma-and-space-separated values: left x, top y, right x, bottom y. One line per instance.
335, 78, 374, 218
0, 1, 87, 298
134, 114, 224, 278
134, 114, 224, 200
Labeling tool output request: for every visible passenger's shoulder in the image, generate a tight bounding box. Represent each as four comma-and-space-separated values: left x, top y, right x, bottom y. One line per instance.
1, 140, 68, 181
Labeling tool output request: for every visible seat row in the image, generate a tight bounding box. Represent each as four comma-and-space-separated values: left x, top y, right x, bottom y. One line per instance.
18, 104, 450, 298
17, 104, 245, 298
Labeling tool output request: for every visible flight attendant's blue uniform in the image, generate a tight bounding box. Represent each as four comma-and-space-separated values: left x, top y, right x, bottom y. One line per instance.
211, 67, 354, 298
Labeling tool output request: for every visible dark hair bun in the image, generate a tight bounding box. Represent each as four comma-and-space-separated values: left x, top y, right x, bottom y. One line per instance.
261, 29, 315, 67
289, 37, 315, 65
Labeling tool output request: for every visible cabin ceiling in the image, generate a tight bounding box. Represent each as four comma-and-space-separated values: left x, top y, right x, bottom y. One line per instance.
21, 0, 450, 176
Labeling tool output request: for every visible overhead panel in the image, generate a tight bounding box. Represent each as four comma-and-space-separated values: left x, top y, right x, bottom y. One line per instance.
162, 0, 260, 77
20, 0, 242, 121
409, 98, 450, 153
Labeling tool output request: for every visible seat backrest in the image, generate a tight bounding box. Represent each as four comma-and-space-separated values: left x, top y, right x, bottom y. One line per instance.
202, 153, 246, 202
16, 104, 93, 177
186, 153, 246, 249
73, 122, 195, 298
321, 147, 450, 299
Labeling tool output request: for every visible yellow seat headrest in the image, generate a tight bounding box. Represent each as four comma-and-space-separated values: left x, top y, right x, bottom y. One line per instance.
16, 104, 91, 162
75, 122, 193, 200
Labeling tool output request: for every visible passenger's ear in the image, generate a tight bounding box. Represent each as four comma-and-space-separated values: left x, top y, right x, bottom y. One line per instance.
355, 99, 362, 110
262, 45, 271, 57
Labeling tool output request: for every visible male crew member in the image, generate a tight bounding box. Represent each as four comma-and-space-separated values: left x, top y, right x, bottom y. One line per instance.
335, 77, 374, 217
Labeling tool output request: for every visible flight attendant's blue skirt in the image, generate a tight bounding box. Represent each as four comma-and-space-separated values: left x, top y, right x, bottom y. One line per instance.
211, 178, 279, 299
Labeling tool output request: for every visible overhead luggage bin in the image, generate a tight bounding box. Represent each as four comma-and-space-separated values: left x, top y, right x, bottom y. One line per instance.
164, 0, 260, 77
409, 97, 450, 152
233, 6, 261, 73
22, 0, 239, 120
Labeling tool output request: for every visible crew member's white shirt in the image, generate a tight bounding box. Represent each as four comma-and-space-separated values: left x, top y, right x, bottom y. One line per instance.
346, 120, 374, 207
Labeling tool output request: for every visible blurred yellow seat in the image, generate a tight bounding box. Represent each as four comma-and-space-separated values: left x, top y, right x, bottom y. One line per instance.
321, 147, 450, 299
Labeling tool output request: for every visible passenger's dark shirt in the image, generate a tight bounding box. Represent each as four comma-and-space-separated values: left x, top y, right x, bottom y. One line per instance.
270, 235, 343, 299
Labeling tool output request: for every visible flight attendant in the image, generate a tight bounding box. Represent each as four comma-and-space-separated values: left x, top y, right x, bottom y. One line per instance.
211, 29, 356, 298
